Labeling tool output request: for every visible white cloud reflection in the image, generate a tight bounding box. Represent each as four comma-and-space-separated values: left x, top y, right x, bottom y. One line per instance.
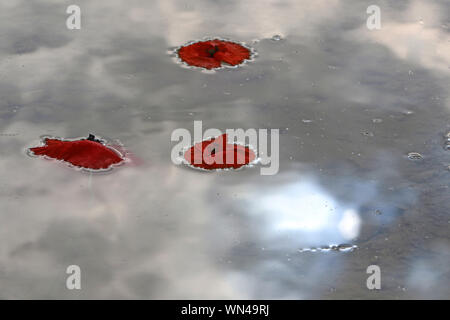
354, 1, 450, 74
248, 179, 361, 246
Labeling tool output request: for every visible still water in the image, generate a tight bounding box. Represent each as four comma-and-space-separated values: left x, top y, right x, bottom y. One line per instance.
0, 0, 449, 299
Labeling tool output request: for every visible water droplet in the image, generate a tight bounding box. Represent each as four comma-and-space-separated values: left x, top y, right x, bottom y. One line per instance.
271, 34, 283, 41
372, 118, 383, 123
407, 152, 423, 160
302, 119, 313, 123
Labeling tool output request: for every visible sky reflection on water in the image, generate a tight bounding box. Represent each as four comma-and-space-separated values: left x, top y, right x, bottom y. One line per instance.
0, 0, 449, 299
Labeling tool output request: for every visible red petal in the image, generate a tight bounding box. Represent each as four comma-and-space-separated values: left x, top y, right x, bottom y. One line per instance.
30, 137, 124, 170
178, 40, 251, 69
184, 134, 256, 170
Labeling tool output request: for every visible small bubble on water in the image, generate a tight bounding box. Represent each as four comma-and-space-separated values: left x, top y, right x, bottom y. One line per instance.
337, 244, 358, 252
271, 34, 283, 41
443, 133, 450, 150
298, 244, 357, 253
361, 131, 374, 137
407, 152, 423, 160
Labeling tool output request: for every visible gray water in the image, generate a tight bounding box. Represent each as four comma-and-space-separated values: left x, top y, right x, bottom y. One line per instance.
0, 0, 449, 299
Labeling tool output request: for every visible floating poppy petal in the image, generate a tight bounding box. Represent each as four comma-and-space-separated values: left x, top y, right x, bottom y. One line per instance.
184, 134, 256, 170
29, 134, 125, 171
177, 39, 251, 69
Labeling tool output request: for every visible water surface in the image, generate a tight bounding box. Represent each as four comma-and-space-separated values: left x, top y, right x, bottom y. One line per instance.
0, 0, 449, 299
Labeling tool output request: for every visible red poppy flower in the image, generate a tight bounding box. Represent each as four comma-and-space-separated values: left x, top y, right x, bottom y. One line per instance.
184, 134, 256, 170
29, 134, 125, 171
177, 39, 251, 69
